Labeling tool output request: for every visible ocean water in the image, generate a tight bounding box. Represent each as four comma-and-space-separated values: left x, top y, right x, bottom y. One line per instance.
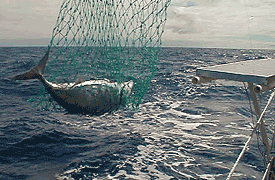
1, 47, 275, 180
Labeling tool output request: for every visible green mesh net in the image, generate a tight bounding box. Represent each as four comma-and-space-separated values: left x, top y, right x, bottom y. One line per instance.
35, 0, 171, 111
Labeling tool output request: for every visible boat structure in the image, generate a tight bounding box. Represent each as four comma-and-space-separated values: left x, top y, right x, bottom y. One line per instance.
193, 58, 275, 179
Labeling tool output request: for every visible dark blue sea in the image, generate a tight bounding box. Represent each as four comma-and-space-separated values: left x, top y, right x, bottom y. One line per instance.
1, 47, 275, 180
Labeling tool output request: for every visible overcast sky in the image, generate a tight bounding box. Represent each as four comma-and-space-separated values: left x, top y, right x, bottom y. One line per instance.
1, 0, 275, 48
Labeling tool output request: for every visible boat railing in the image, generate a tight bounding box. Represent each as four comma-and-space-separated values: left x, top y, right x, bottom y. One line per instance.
193, 58, 275, 179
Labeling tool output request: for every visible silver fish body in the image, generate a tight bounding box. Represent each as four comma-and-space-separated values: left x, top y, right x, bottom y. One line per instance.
11, 47, 134, 115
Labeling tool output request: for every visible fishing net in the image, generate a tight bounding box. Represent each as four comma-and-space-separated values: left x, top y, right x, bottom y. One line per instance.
34, 0, 171, 111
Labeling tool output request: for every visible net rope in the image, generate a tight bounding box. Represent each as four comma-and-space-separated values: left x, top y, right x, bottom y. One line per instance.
32, 0, 171, 111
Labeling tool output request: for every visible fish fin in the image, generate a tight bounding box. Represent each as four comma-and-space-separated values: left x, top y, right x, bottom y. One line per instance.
69, 74, 85, 89
76, 74, 85, 83
10, 46, 50, 80
89, 75, 97, 80
36, 46, 50, 75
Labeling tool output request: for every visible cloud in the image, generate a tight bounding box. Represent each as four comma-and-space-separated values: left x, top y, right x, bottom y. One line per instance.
170, 0, 222, 7
1, 0, 275, 48
166, 8, 197, 34
0, 0, 61, 42
165, 5, 213, 36
185, 2, 196, 7
162, 0, 275, 48
0, 14, 23, 22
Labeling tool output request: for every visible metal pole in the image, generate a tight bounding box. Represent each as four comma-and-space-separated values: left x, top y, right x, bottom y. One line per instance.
248, 82, 270, 161
227, 86, 275, 179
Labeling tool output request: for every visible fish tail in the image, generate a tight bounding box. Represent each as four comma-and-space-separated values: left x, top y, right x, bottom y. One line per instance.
11, 46, 50, 80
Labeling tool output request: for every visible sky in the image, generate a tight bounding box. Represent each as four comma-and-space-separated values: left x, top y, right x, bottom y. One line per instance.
1, 0, 275, 49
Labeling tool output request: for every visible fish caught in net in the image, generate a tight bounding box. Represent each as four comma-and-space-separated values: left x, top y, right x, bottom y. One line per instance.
27, 0, 171, 114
